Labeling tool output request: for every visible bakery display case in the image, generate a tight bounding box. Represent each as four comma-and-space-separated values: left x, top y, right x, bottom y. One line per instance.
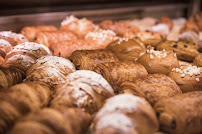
0, 0, 201, 134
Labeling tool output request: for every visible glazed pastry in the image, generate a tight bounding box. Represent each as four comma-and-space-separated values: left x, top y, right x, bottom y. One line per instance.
0, 31, 28, 44
85, 29, 116, 49
21, 25, 57, 41
60, 15, 96, 38
69, 49, 119, 71
50, 39, 94, 58
169, 64, 202, 92
156, 40, 200, 61
0, 42, 51, 88
51, 70, 114, 114
94, 61, 148, 92
106, 37, 146, 61
137, 46, 180, 74
99, 20, 140, 38
8, 108, 91, 134
35, 30, 78, 48
193, 53, 202, 67
0, 83, 52, 133
136, 31, 164, 47
119, 74, 182, 105
154, 91, 202, 134
93, 94, 159, 134
26, 56, 76, 89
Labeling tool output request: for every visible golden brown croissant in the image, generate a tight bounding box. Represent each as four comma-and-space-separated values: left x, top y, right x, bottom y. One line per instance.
0, 83, 52, 134
94, 61, 148, 92
51, 70, 114, 114
154, 91, 202, 134
35, 30, 78, 48
137, 47, 180, 74
169, 64, 202, 92
60, 15, 96, 39
106, 37, 146, 61
21, 25, 58, 41
50, 39, 94, 58
119, 74, 182, 105
93, 94, 159, 134
26, 56, 76, 90
69, 49, 119, 71
8, 108, 91, 134
0, 42, 51, 88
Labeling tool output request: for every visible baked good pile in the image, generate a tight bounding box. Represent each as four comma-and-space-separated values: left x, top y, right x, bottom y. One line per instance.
0, 12, 201, 134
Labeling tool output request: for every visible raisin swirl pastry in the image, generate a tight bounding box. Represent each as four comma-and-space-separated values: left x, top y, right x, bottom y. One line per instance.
35, 30, 78, 48
94, 61, 148, 92
156, 40, 200, 61
0, 83, 52, 134
51, 70, 114, 114
193, 53, 202, 67
137, 46, 180, 74
26, 56, 76, 90
154, 91, 202, 134
93, 94, 159, 134
60, 15, 96, 39
119, 74, 182, 105
106, 37, 146, 61
69, 49, 119, 71
8, 107, 91, 134
0, 42, 51, 88
169, 64, 202, 92
21, 25, 57, 41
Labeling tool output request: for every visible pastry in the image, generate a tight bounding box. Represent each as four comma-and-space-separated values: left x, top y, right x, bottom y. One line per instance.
193, 53, 202, 67
0, 31, 28, 44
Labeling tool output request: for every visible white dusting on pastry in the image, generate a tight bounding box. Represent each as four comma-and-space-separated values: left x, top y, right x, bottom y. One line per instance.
0, 39, 11, 47
147, 47, 168, 59
179, 31, 200, 45
196, 78, 200, 82
61, 15, 78, 26
117, 37, 129, 44
172, 65, 202, 77
96, 113, 135, 133
152, 24, 170, 35
0, 31, 28, 43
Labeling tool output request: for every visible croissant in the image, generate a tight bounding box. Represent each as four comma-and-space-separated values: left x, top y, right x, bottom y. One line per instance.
0, 83, 52, 133
93, 94, 159, 134
69, 49, 119, 71
137, 47, 180, 74
51, 70, 114, 114
0, 42, 51, 88
154, 91, 202, 134
35, 30, 78, 48
119, 74, 182, 105
0, 31, 28, 44
50, 39, 94, 58
94, 61, 148, 92
60, 15, 96, 38
106, 37, 146, 61
26, 56, 76, 89
8, 108, 91, 134
21, 25, 57, 41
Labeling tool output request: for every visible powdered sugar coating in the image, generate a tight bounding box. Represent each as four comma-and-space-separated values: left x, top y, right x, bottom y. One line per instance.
95, 113, 135, 133
96, 94, 147, 118
171, 65, 202, 77
0, 31, 28, 43
61, 15, 78, 26
66, 70, 114, 95
146, 47, 168, 59
152, 24, 170, 35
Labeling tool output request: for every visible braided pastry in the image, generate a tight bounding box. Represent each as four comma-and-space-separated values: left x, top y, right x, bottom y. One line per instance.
93, 94, 159, 134
69, 49, 119, 71
26, 56, 75, 89
21, 25, 57, 41
0, 83, 52, 133
51, 70, 114, 114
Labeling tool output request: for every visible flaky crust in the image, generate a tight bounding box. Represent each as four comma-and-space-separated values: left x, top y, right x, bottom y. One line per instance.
94, 61, 148, 91
137, 49, 180, 74
69, 49, 119, 71
26, 56, 75, 89
0, 83, 52, 133
51, 70, 114, 114
35, 30, 77, 48
154, 91, 202, 134
106, 37, 146, 61
156, 40, 200, 61
120, 74, 182, 105
193, 53, 202, 67
21, 25, 57, 41
93, 94, 159, 134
